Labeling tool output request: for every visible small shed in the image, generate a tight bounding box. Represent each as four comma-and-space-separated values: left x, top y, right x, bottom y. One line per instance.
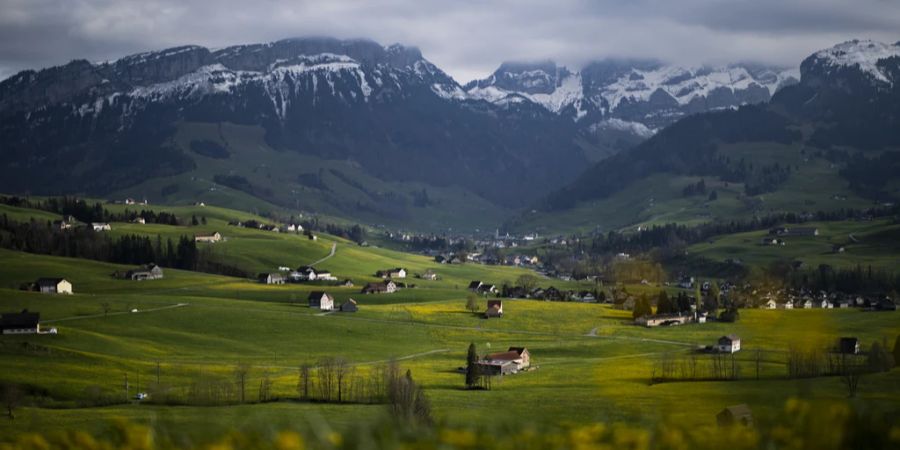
339, 299, 358, 313
484, 300, 503, 318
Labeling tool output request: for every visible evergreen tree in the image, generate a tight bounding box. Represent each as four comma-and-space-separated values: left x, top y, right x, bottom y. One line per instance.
465, 343, 479, 389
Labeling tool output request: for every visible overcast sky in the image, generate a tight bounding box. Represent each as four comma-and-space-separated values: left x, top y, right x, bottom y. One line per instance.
1, 0, 898, 83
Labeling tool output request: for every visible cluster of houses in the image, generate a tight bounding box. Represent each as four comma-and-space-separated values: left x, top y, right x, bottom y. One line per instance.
473, 347, 531, 376
195, 232, 222, 243
21, 278, 74, 294
258, 265, 341, 285
488, 283, 600, 303
50, 216, 112, 232
0, 309, 56, 335
636, 312, 708, 327
761, 227, 819, 246
228, 219, 304, 234
306, 292, 358, 312
115, 264, 164, 281
759, 290, 896, 311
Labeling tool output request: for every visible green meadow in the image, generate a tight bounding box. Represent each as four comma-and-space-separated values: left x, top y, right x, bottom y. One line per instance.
0, 202, 898, 445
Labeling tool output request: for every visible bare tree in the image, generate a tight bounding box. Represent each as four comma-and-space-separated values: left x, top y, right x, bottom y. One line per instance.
318, 357, 337, 402
258, 370, 272, 402
2, 383, 23, 420
833, 353, 864, 397
335, 358, 352, 403
234, 362, 250, 403
298, 364, 312, 401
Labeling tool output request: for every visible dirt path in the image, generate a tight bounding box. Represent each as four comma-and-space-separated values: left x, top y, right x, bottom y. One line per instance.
309, 243, 337, 266
43, 303, 190, 323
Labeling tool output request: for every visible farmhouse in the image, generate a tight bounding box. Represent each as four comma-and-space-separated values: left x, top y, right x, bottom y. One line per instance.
361, 280, 398, 294
132, 217, 146, 224
339, 299, 358, 313
477, 284, 498, 295
292, 266, 318, 281
481, 347, 531, 373
53, 219, 74, 230
91, 222, 111, 232
315, 270, 337, 281
258, 273, 285, 285
195, 232, 222, 243
764, 299, 778, 309
126, 264, 164, 281
468, 281, 484, 291
717, 404, 753, 427
376, 268, 407, 279
779, 227, 819, 237
636, 314, 692, 327
838, 337, 860, 355
717, 335, 741, 353
308, 291, 334, 310
0, 309, 40, 335
420, 271, 438, 281
35, 278, 73, 294
484, 300, 503, 318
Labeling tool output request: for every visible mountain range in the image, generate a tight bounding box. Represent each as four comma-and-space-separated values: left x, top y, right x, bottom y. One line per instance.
0, 37, 896, 233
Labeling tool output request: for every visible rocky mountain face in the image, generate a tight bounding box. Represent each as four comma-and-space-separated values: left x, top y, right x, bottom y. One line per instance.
0, 38, 586, 208
535, 40, 900, 214
464, 59, 799, 138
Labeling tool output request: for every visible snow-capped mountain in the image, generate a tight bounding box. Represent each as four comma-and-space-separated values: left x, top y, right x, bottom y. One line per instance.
532, 39, 900, 220
464, 59, 799, 135
800, 39, 900, 92
0, 37, 588, 211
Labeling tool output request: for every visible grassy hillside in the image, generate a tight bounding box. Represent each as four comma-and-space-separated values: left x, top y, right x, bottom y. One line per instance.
106, 121, 511, 233
688, 219, 900, 271
1, 202, 898, 444
508, 140, 876, 236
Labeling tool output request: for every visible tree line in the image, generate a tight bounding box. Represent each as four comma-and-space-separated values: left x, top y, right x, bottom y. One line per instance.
0, 215, 247, 278
0, 195, 181, 225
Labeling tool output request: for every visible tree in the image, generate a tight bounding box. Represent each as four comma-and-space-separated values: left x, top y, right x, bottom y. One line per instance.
1, 383, 22, 420
465, 343, 480, 389
656, 290, 674, 314
297, 364, 312, 400
335, 357, 352, 402
633, 295, 652, 320
516, 274, 539, 292
466, 293, 479, 313
191, 215, 199, 226
708, 190, 718, 201
234, 362, 250, 403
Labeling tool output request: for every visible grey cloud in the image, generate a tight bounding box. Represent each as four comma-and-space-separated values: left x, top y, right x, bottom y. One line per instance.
0, 0, 897, 83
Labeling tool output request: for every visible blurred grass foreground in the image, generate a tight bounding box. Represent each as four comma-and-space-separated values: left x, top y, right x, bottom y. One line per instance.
1, 398, 899, 450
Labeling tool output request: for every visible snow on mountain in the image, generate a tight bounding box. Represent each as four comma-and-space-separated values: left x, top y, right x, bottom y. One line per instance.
809, 39, 900, 84
469, 71, 587, 118
599, 65, 796, 110
590, 118, 655, 139
59, 43, 463, 122
466, 61, 798, 124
